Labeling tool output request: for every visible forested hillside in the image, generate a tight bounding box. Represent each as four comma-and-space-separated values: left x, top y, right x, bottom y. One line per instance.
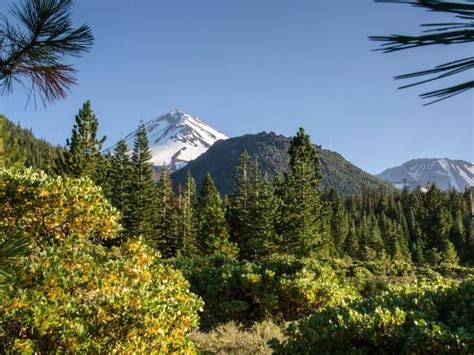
171, 132, 393, 195
2, 115, 63, 170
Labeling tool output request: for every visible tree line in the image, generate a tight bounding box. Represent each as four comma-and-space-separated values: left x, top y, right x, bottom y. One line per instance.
47, 101, 472, 265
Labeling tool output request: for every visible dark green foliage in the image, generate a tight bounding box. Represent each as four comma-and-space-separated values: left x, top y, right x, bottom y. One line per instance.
55, 101, 106, 184
176, 172, 199, 256
103, 139, 133, 240
171, 132, 393, 196
1, 115, 62, 170
155, 165, 178, 258
275, 128, 330, 257
198, 174, 237, 257
127, 124, 157, 242
273, 277, 474, 354
228, 152, 277, 260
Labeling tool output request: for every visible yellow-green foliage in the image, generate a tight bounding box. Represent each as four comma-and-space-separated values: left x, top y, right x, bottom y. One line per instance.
273, 277, 474, 354
0, 168, 121, 242
191, 321, 286, 355
0, 238, 203, 353
172, 254, 357, 327
0, 168, 203, 353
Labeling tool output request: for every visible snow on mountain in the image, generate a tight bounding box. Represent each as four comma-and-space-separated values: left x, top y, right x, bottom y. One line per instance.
119, 110, 228, 171
377, 158, 473, 191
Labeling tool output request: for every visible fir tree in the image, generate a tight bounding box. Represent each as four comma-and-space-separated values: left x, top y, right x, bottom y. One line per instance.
198, 174, 237, 257
128, 124, 157, 242
228, 151, 253, 258
55, 101, 106, 184
155, 165, 178, 258
275, 128, 329, 257
104, 139, 133, 238
176, 171, 199, 256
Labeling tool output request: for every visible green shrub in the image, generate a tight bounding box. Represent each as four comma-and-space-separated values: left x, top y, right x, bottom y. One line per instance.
0, 168, 203, 353
171, 254, 356, 327
0, 168, 121, 243
272, 277, 474, 354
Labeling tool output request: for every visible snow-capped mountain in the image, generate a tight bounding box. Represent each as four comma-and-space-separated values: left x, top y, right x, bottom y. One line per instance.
121, 110, 228, 171
377, 158, 473, 191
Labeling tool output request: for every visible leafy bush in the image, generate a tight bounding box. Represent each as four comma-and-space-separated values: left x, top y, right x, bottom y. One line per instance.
272, 277, 474, 354
190, 321, 285, 355
0, 237, 203, 352
0, 168, 203, 352
0, 168, 121, 243
171, 254, 356, 327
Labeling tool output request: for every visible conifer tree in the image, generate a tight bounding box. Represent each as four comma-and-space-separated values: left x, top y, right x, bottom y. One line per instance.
246, 160, 277, 260
228, 151, 252, 258
423, 184, 453, 253
128, 124, 157, 243
105, 139, 133, 238
155, 165, 178, 258
325, 188, 350, 256
275, 128, 329, 257
55, 101, 106, 184
198, 174, 237, 257
176, 171, 199, 256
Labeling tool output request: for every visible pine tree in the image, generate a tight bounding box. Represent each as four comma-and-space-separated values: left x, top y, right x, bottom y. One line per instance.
245, 160, 277, 260
55, 101, 106, 184
176, 171, 199, 256
325, 188, 349, 256
155, 165, 178, 258
104, 139, 133, 238
228, 151, 256, 259
275, 128, 329, 257
423, 184, 453, 253
198, 174, 237, 257
128, 124, 157, 242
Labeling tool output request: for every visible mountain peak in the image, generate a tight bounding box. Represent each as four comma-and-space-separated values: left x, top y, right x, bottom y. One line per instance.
121, 110, 228, 172
377, 158, 473, 191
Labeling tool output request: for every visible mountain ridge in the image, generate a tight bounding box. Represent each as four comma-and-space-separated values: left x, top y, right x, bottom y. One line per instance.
171, 131, 394, 195
377, 158, 473, 191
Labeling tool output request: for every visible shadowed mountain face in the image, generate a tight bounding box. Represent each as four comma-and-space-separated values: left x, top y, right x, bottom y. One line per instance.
377, 158, 473, 191
171, 132, 392, 195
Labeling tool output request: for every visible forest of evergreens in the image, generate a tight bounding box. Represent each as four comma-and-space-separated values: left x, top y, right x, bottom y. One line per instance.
0, 102, 472, 353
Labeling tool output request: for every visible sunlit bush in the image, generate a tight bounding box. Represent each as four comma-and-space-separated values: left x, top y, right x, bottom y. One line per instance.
273, 277, 474, 353
172, 254, 356, 327
0, 168, 203, 352
0, 168, 121, 242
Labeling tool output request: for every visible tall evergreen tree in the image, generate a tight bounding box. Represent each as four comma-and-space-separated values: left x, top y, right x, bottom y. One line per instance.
55, 101, 106, 183
228, 151, 252, 257
275, 128, 329, 257
155, 165, 178, 258
127, 124, 157, 242
176, 171, 199, 256
104, 139, 133, 238
324, 188, 350, 256
198, 174, 237, 257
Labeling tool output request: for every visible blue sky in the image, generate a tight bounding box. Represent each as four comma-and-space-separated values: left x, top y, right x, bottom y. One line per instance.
0, 0, 472, 174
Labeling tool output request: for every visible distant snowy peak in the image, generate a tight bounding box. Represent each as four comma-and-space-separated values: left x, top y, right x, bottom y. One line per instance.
123, 109, 228, 171
377, 158, 473, 191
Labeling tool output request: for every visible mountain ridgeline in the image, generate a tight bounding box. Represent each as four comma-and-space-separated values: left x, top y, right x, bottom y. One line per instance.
171, 131, 392, 195
377, 158, 473, 192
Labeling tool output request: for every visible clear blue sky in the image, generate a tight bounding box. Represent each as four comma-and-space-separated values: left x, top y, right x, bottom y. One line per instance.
0, 0, 472, 174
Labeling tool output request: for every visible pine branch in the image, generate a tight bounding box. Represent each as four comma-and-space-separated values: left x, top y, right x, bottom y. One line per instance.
370, 0, 474, 104
0, 0, 93, 106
